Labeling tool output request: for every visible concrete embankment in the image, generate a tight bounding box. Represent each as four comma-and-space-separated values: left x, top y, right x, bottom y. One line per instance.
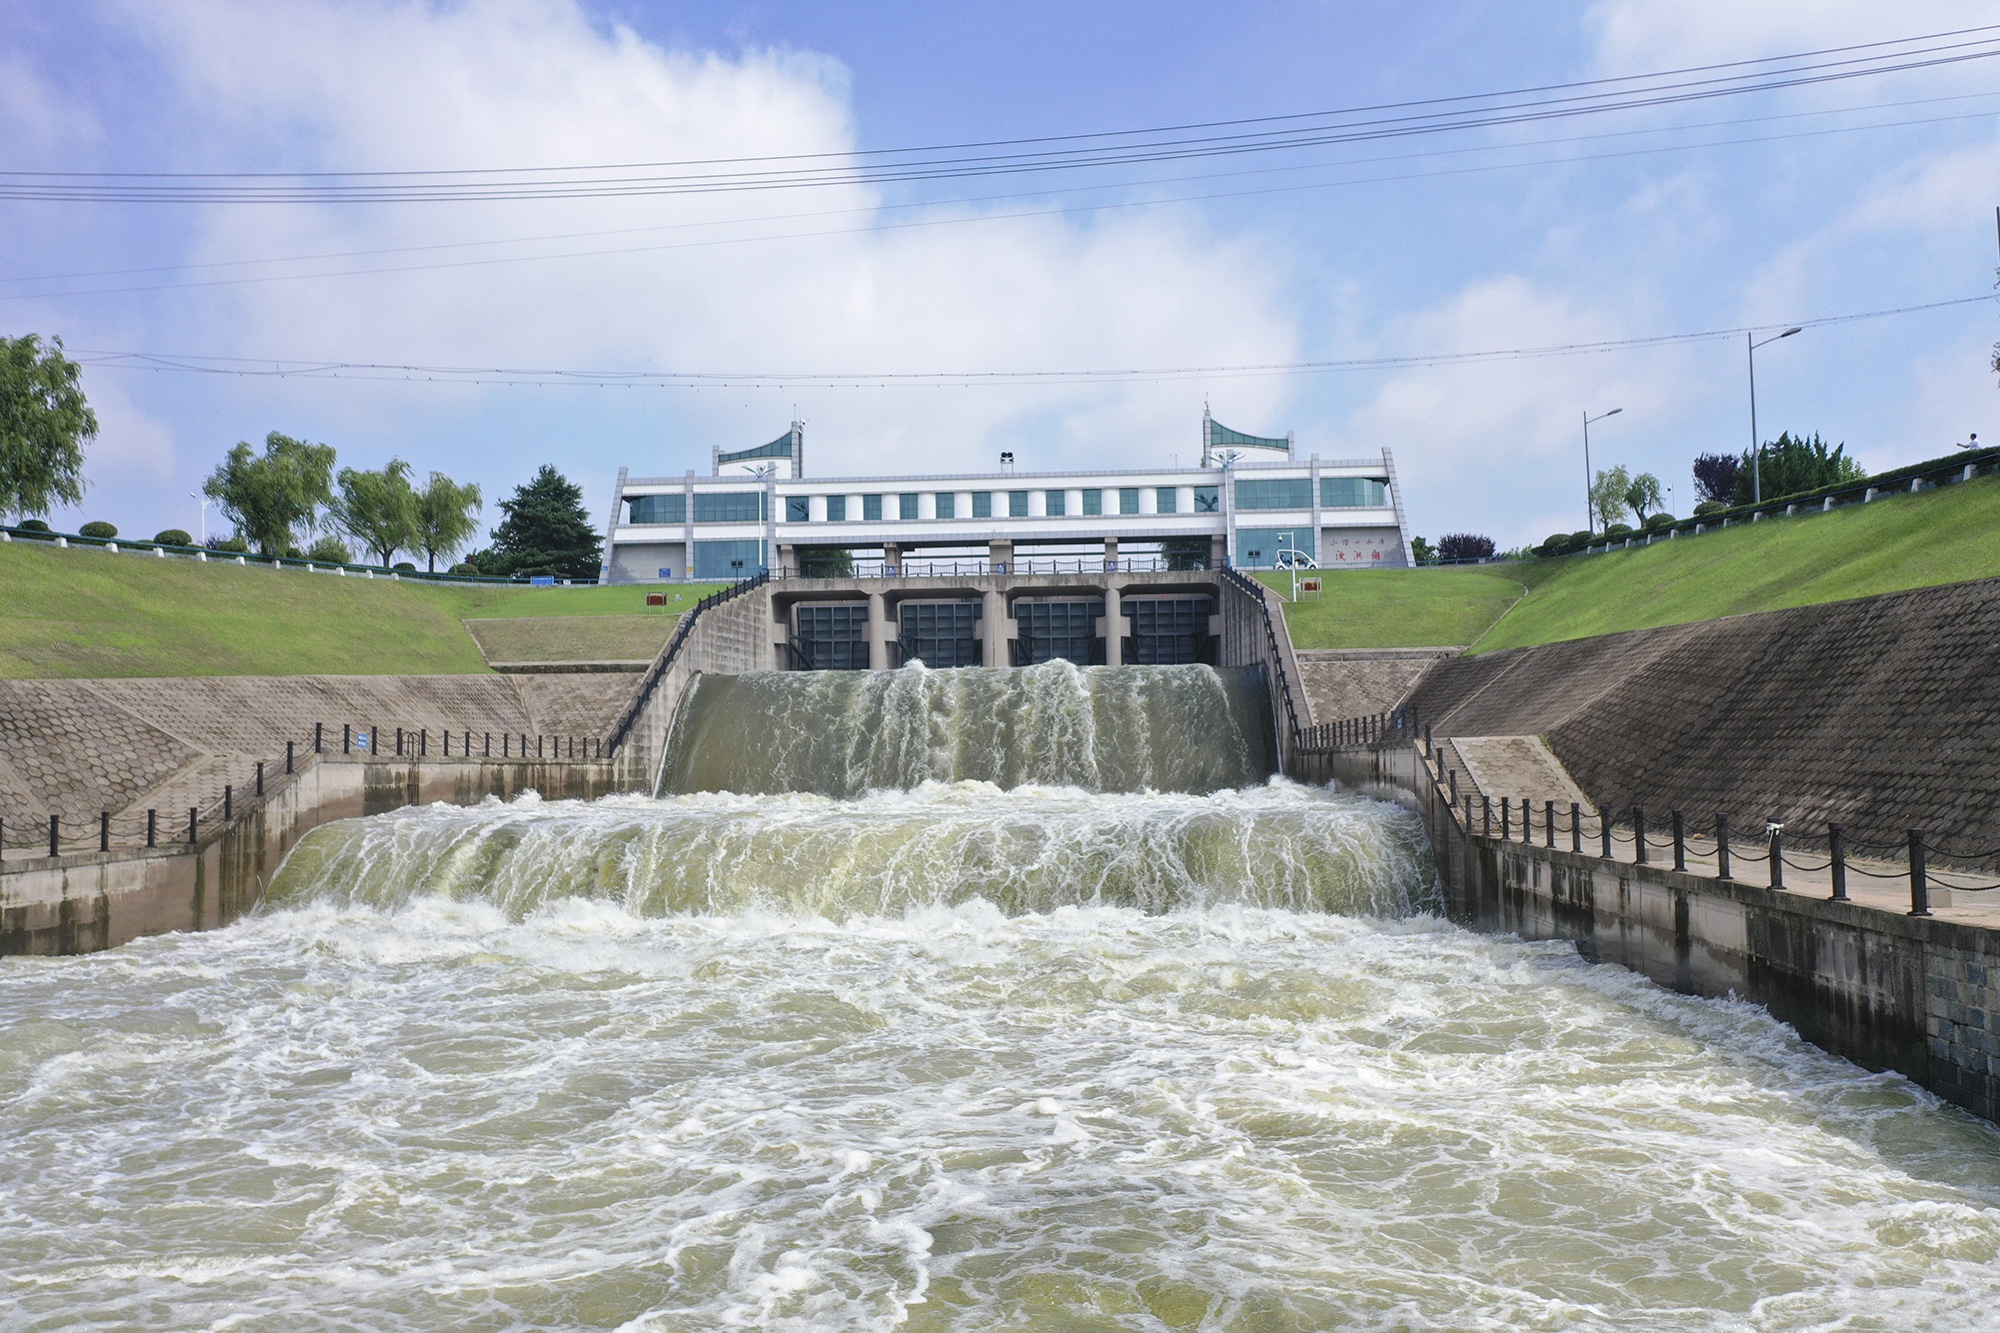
1395, 575, 2000, 862
1, 754, 614, 954
1331, 739, 2000, 1124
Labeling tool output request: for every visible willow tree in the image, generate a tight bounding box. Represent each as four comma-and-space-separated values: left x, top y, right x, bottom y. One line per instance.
413, 471, 483, 572
332, 459, 418, 567
202, 431, 336, 555
0, 334, 96, 521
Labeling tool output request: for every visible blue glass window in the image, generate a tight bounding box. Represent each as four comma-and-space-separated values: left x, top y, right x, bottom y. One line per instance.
1157, 487, 1178, 514
1119, 488, 1140, 515
1045, 490, 1066, 516
1008, 491, 1029, 517
693, 539, 766, 579
1082, 489, 1103, 516
626, 493, 685, 525
692, 491, 765, 523
1234, 527, 1315, 568
935, 492, 956, 519
972, 492, 992, 518
826, 495, 847, 521
785, 496, 809, 522
899, 493, 919, 520
1321, 477, 1389, 507
863, 494, 883, 521
1194, 486, 1219, 513
1234, 478, 1313, 510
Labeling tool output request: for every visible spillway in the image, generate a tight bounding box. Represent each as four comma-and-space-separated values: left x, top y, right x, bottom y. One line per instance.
6, 661, 2000, 1329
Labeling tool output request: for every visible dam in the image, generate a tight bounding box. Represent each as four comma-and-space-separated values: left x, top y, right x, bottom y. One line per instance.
6, 656, 2000, 1329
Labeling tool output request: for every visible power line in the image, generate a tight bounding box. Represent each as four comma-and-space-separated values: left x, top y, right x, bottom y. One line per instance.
9, 98, 1997, 302
6, 31, 1999, 203
68, 292, 1994, 390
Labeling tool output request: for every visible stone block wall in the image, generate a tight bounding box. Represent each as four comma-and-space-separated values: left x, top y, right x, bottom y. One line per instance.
1403, 576, 2000, 862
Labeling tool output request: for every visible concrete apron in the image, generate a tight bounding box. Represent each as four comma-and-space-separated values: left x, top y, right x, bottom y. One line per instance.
1328, 739, 2000, 1126
0, 756, 618, 957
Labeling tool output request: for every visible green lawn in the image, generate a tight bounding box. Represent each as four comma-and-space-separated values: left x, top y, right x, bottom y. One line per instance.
1256, 568, 1527, 648
1469, 474, 2000, 653
0, 539, 724, 677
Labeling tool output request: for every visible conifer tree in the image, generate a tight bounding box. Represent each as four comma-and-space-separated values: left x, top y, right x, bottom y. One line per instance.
474, 465, 601, 579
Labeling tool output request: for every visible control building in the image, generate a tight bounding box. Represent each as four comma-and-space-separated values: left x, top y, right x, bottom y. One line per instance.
602, 410, 1414, 582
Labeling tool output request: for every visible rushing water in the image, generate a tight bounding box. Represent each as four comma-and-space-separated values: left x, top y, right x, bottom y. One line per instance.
5, 665, 2000, 1329
662, 662, 1275, 797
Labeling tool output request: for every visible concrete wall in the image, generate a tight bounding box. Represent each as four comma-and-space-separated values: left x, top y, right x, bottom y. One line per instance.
608, 580, 774, 795
1, 753, 614, 955
1295, 648, 1457, 722
1403, 576, 2000, 862
1215, 571, 1315, 772
1330, 739, 2000, 1124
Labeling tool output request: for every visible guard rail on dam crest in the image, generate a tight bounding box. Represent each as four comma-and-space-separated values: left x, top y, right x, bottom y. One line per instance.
1, 563, 1320, 955
1314, 707, 2000, 1124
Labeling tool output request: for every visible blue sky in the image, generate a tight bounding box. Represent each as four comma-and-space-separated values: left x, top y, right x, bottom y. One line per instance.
4, 0, 1998, 551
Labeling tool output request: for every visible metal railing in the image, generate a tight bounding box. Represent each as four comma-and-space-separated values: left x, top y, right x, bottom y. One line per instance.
772, 554, 1212, 579
0, 722, 609, 863
604, 570, 769, 754
1219, 566, 1305, 750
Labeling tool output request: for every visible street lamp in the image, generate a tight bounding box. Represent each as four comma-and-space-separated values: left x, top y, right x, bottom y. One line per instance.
1582, 408, 1622, 533
1747, 327, 1801, 503
188, 491, 212, 543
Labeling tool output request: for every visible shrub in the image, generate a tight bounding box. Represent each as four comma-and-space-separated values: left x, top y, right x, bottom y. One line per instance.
79, 520, 117, 539
1436, 533, 1497, 562
1604, 522, 1634, 538
1570, 531, 1594, 546
1538, 533, 1575, 556
448, 561, 480, 575
153, 528, 193, 546
1692, 501, 1725, 517
392, 561, 417, 573
1643, 512, 1676, 529
206, 534, 249, 553
1692, 453, 1739, 505
19, 518, 50, 531
307, 535, 353, 564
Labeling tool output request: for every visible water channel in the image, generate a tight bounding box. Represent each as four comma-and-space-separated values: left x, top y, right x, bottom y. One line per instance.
5, 661, 2000, 1329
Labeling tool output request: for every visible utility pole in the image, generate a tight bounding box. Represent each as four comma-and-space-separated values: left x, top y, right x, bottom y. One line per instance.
1747, 328, 1802, 504
1582, 408, 1622, 533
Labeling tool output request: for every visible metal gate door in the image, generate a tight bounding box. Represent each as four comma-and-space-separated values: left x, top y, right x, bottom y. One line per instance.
1125, 596, 1214, 665
1012, 599, 1104, 665
899, 601, 981, 668
792, 603, 870, 670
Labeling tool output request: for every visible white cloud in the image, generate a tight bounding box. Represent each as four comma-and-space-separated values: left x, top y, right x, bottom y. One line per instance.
98, 0, 1297, 496
1584, 0, 2000, 74
1343, 276, 1697, 546
46, 375, 180, 534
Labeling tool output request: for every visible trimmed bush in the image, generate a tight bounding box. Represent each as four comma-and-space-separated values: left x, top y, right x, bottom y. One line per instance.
392, 561, 417, 573
1692, 500, 1726, 517
205, 535, 250, 554
448, 561, 479, 575
153, 528, 193, 546
307, 535, 353, 564
79, 520, 118, 539
1643, 512, 1676, 530
19, 519, 51, 532
1604, 522, 1635, 538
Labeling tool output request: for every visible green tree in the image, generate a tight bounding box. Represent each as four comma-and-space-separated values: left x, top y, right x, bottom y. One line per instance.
0, 334, 96, 520
1589, 465, 1632, 532
1730, 432, 1866, 505
202, 431, 337, 555
1622, 472, 1663, 522
1409, 535, 1437, 565
412, 472, 483, 572
332, 459, 418, 567
475, 465, 602, 579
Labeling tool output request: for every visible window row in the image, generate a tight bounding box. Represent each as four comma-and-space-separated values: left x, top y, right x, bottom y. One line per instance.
625, 476, 1389, 526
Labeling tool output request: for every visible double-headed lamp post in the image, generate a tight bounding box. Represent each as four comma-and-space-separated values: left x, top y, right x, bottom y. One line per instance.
1582, 408, 1622, 534
1747, 327, 1802, 503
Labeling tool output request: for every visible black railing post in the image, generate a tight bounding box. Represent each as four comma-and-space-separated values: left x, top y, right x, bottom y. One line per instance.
1768, 823, 1784, 891
485, 731, 492, 757
1483, 795, 1493, 837
1448, 770, 1459, 804
1908, 829, 1931, 917
286, 740, 295, 774
50, 815, 60, 858
1571, 801, 1582, 853
147, 808, 157, 848
1545, 800, 1556, 848
503, 733, 510, 757
1423, 724, 1434, 758
343, 722, 351, 754
224, 785, 233, 820
1600, 807, 1613, 859
1829, 823, 1847, 900
100, 811, 109, 852
1633, 807, 1648, 864
1672, 810, 1685, 871
314, 722, 323, 754
189, 807, 198, 844
420, 728, 427, 757
1716, 814, 1731, 880
443, 730, 450, 757
396, 727, 404, 757
1501, 797, 1510, 841
256, 761, 264, 797
1521, 797, 1532, 844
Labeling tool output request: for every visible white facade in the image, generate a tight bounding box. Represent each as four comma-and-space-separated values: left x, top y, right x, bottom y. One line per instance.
603, 446, 1413, 582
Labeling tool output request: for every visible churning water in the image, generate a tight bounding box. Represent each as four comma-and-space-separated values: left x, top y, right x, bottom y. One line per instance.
5, 663, 2000, 1330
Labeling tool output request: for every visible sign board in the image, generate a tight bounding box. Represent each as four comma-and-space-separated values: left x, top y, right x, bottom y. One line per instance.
354, 731, 370, 752
529, 575, 556, 587
1299, 578, 1322, 595
646, 593, 667, 608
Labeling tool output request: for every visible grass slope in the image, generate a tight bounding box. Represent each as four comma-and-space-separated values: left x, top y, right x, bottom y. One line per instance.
1472, 474, 2000, 653
465, 615, 681, 664
0, 540, 725, 677
1256, 569, 1527, 648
